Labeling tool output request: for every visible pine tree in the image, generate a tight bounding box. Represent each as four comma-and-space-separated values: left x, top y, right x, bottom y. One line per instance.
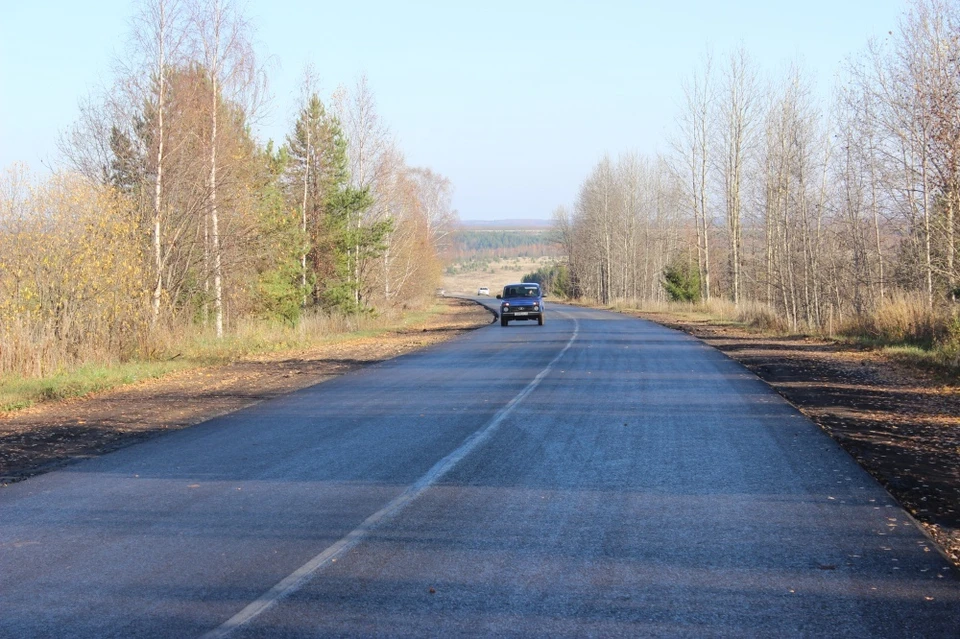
285, 94, 348, 304
285, 93, 392, 313
322, 186, 392, 312
253, 141, 311, 323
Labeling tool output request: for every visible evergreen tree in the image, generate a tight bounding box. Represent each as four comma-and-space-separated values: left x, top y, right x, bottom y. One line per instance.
321, 186, 392, 312
662, 259, 701, 302
107, 126, 144, 196
285, 93, 392, 313
522, 262, 571, 298
285, 94, 349, 305
254, 141, 311, 323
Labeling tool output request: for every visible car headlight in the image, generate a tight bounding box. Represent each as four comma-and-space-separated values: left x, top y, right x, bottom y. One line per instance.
502, 302, 509, 308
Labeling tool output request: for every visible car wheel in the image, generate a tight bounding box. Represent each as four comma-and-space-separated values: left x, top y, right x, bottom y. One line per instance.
501, 317, 508, 327
538, 314, 544, 326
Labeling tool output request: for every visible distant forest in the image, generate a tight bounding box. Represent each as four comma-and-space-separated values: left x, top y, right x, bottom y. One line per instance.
450, 229, 560, 261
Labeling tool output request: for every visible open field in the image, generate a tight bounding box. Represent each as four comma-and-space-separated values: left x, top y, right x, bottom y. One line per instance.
442, 256, 553, 296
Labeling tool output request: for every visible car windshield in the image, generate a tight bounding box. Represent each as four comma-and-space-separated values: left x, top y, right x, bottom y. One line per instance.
504, 286, 539, 298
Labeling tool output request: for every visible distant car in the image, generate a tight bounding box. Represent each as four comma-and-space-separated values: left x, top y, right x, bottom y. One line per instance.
497, 283, 544, 326
477, 287, 490, 296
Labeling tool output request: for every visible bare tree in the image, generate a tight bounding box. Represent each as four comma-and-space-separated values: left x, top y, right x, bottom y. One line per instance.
558, 153, 686, 305
408, 167, 457, 253
673, 52, 715, 300
718, 46, 759, 304
861, 0, 960, 306
58, 92, 128, 186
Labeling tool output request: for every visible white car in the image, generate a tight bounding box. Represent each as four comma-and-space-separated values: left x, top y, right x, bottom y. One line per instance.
477, 287, 490, 296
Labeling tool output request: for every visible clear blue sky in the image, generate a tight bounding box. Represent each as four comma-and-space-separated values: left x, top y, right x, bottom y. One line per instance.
1, 0, 907, 220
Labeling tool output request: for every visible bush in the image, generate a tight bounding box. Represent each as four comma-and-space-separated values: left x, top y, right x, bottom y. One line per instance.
0, 171, 149, 375
934, 314, 960, 367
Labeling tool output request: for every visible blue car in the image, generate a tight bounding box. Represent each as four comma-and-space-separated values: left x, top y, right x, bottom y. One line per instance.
497, 283, 545, 326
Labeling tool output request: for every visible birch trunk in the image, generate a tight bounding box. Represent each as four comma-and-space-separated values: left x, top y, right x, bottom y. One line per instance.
301, 128, 310, 308
151, 1, 166, 322
210, 65, 222, 337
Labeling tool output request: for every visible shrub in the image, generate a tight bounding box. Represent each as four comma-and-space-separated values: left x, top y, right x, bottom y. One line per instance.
0, 170, 148, 375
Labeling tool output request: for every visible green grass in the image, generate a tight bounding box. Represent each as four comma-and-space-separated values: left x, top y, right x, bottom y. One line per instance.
0, 302, 451, 414
882, 344, 935, 362
880, 343, 960, 379
0, 360, 193, 412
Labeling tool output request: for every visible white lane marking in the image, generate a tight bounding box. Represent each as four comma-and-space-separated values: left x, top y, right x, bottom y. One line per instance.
201, 317, 580, 639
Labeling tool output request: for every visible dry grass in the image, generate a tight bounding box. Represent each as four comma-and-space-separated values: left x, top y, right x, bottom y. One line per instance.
0, 304, 446, 412
164, 309, 413, 364
843, 296, 960, 374
609, 297, 790, 333
608, 291, 960, 376
838, 293, 949, 349
0, 315, 151, 379
442, 256, 552, 296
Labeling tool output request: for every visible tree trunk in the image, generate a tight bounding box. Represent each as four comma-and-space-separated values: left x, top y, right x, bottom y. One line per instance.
150, 0, 172, 324
210, 50, 223, 337
921, 143, 933, 308
301, 128, 310, 308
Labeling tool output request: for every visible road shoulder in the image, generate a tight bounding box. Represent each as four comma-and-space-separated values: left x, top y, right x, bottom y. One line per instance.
0, 298, 493, 485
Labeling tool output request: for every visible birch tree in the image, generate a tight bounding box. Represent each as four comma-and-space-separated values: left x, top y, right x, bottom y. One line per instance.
718, 47, 759, 304
190, 0, 264, 337
334, 76, 390, 306
126, 0, 188, 322
673, 53, 715, 300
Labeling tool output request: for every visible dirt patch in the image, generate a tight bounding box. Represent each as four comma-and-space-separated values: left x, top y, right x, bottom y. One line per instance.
634, 310, 960, 566
0, 297, 493, 485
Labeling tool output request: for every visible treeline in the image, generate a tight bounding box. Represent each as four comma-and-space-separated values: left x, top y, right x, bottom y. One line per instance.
0, 0, 456, 376
522, 263, 570, 298
558, 0, 960, 336
450, 230, 559, 260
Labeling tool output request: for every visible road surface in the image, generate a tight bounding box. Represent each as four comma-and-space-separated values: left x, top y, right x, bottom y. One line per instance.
1, 303, 958, 638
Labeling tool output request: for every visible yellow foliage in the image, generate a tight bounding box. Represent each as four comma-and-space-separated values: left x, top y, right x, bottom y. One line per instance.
0, 168, 148, 375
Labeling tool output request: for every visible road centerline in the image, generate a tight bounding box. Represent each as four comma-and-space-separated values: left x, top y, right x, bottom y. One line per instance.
200, 316, 580, 639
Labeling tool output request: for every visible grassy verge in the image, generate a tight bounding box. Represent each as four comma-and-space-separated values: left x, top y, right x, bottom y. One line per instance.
606, 298, 788, 332
863, 343, 960, 378
0, 361, 192, 412
0, 302, 448, 413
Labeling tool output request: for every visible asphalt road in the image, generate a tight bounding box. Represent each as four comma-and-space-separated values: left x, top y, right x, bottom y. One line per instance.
1, 302, 958, 638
